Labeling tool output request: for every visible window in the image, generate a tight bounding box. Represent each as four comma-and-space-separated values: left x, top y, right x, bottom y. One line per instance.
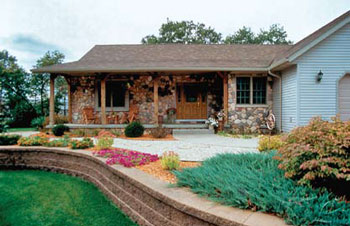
236, 77, 250, 104
253, 77, 267, 104
236, 76, 267, 105
96, 80, 129, 111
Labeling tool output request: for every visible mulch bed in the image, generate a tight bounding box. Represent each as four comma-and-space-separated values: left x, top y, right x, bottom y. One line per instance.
118, 134, 176, 141
136, 160, 200, 183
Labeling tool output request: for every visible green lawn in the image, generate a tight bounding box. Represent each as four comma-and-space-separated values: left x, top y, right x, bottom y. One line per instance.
0, 170, 137, 226
7, 127, 36, 132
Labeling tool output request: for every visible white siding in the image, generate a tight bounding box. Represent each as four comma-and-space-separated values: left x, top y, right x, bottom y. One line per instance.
281, 65, 298, 132
339, 74, 350, 121
272, 77, 281, 131
296, 22, 350, 126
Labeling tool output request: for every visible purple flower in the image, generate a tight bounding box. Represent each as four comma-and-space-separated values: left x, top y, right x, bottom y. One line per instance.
94, 148, 159, 167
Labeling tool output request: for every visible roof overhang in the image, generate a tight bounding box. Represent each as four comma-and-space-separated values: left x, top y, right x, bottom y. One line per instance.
31, 66, 269, 74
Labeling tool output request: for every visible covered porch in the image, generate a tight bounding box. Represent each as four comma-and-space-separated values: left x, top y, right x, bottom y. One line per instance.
47, 71, 230, 128
33, 44, 280, 133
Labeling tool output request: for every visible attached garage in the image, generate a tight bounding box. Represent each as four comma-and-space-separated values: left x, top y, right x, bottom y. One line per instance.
339, 74, 350, 121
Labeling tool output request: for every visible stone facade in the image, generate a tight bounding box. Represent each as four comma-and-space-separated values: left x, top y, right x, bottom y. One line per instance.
70, 74, 221, 124
227, 74, 273, 133
69, 73, 274, 132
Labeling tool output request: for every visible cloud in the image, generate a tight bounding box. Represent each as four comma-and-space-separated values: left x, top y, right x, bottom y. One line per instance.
0, 34, 69, 71
7, 34, 63, 55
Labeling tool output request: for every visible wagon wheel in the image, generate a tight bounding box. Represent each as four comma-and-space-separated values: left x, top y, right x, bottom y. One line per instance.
266, 113, 276, 131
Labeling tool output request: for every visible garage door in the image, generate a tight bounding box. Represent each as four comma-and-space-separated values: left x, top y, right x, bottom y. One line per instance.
339, 74, 350, 121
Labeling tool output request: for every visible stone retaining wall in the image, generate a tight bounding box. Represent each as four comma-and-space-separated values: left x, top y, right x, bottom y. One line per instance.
0, 147, 286, 226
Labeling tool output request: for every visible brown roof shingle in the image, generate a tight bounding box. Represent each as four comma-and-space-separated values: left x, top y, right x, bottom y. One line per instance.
33, 44, 291, 73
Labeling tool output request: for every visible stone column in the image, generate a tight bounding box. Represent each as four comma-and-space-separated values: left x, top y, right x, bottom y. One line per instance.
154, 77, 159, 124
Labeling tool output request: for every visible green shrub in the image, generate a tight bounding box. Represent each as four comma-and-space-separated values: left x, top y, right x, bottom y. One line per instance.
150, 126, 168, 138
0, 134, 21, 145
124, 122, 144, 137
96, 137, 114, 150
71, 129, 86, 137
44, 136, 71, 147
174, 152, 350, 225
258, 135, 285, 152
31, 116, 45, 130
18, 136, 49, 146
52, 124, 69, 136
110, 129, 121, 137
70, 138, 94, 149
0, 122, 9, 133
276, 117, 350, 196
161, 151, 180, 170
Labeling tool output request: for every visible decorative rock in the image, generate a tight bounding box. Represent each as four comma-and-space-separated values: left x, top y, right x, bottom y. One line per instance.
234, 119, 241, 124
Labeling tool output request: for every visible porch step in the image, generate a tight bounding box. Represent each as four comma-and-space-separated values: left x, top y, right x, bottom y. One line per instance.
173, 129, 214, 135
175, 119, 206, 124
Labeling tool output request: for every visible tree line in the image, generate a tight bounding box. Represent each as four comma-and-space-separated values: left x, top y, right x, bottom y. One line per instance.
142, 19, 292, 44
0, 50, 66, 128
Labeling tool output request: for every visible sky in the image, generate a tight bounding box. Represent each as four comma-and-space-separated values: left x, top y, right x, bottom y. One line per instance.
1, 0, 349, 71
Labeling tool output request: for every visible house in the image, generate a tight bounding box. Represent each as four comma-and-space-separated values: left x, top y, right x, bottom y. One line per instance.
33, 11, 350, 132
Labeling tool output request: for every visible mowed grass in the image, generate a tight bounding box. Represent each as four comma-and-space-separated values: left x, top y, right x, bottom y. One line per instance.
7, 128, 36, 132
0, 170, 137, 226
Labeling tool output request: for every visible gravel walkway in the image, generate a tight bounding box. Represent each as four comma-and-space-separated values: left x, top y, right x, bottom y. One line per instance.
8, 130, 258, 161
112, 134, 258, 161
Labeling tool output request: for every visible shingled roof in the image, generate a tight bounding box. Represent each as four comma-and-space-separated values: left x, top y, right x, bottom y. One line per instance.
32, 44, 291, 73
32, 10, 350, 74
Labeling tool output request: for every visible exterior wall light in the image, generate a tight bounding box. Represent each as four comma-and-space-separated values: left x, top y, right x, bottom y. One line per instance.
316, 70, 323, 82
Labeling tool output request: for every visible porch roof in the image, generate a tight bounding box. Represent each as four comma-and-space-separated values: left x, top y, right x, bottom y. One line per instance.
32, 44, 291, 74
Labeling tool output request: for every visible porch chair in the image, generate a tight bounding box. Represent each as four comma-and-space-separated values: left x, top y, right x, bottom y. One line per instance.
128, 105, 139, 123
82, 107, 98, 124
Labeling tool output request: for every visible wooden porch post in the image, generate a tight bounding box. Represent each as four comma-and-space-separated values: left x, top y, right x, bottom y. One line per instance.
64, 76, 72, 123
154, 77, 159, 124
223, 73, 229, 124
101, 76, 107, 125
49, 74, 56, 126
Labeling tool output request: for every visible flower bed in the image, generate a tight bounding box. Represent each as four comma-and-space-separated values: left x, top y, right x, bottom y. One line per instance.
94, 149, 159, 167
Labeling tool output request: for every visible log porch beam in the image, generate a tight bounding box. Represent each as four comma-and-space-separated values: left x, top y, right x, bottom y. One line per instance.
49, 74, 57, 126
100, 75, 109, 125
64, 76, 72, 123
223, 72, 229, 124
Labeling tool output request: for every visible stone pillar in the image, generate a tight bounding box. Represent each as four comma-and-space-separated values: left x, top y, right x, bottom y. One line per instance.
154, 77, 159, 124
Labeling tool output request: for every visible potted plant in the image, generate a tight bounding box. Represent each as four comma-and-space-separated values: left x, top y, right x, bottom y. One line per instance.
217, 110, 226, 132
206, 115, 219, 133
165, 108, 176, 124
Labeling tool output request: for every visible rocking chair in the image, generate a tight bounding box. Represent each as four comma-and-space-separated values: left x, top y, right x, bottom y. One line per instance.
82, 107, 98, 124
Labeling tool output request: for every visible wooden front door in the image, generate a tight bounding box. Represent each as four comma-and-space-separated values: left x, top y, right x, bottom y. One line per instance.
176, 84, 207, 119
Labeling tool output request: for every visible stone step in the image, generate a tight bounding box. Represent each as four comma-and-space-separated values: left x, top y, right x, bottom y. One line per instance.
173, 129, 214, 135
